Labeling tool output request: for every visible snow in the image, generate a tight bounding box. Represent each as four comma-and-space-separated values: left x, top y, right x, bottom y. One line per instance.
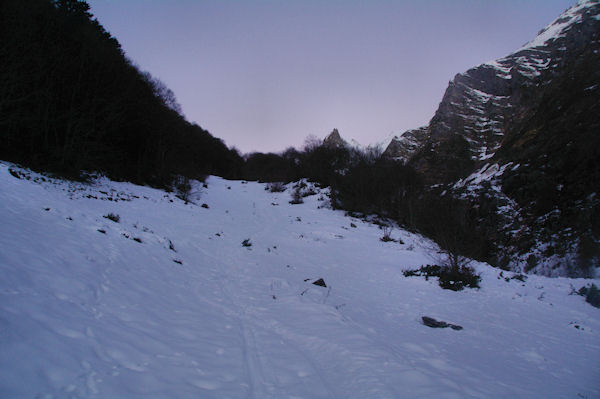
453, 163, 515, 193
481, 0, 598, 80
468, 88, 508, 101
1, 162, 599, 398
478, 151, 495, 161
516, 0, 588, 52
485, 61, 513, 79
515, 0, 598, 53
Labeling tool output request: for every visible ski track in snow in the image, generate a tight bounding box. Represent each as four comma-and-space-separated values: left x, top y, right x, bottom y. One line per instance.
0, 162, 599, 398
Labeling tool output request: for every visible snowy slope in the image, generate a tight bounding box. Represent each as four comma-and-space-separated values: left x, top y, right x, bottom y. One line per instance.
482, 0, 599, 84
0, 162, 599, 398
515, 0, 597, 52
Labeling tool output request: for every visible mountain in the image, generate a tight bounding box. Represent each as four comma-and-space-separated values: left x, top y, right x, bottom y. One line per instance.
386, 0, 599, 180
382, 0, 600, 276
322, 128, 349, 148
1, 162, 598, 397
381, 126, 429, 163
321, 129, 382, 155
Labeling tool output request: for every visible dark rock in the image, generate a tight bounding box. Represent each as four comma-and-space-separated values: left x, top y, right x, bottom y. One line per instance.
312, 278, 327, 287
422, 316, 449, 328
422, 316, 462, 331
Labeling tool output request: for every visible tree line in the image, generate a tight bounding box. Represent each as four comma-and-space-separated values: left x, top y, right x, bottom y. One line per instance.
0, 0, 242, 186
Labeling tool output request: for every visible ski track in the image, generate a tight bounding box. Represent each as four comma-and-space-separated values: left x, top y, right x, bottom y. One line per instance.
0, 162, 599, 398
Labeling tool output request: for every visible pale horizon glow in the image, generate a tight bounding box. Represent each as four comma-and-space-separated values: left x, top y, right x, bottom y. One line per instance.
87, 0, 574, 154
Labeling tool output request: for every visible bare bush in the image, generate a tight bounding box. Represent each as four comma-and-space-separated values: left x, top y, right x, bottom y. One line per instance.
267, 182, 286, 192
380, 225, 396, 242
289, 186, 303, 204
173, 176, 192, 203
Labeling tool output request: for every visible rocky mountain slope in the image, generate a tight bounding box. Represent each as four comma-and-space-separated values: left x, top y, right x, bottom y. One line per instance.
386, 0, 599, 170
381, 126, 429, 163
382, 0, 600, 276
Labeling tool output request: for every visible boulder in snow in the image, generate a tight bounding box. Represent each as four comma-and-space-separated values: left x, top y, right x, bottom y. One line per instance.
422, 316, 462, 330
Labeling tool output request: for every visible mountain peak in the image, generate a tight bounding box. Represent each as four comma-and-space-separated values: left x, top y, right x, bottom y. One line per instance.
322, 128, 347, 148
515, 0, 598, 53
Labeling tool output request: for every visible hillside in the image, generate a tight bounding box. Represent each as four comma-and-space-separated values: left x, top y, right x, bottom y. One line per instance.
0, 0, 241, 185
1, 162, 598, 398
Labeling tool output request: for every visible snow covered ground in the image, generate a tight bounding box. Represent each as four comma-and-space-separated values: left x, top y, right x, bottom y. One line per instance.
0, 161, 598, 398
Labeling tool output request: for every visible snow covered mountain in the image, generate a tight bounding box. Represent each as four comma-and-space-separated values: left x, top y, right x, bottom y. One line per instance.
1, 162, 598, 398
385, 0, 599, 173
382, 0, 600, 276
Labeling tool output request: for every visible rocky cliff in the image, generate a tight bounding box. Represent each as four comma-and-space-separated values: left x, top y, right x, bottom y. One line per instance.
385, 0, 600, 276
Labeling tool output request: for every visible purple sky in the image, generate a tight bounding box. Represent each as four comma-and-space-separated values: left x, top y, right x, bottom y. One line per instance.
87, 0, 574, 154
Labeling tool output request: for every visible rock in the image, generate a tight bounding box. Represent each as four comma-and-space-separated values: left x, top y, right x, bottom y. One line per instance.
422, 316, 449, 328
312, 278, 327, 287
422, 316, 462, 331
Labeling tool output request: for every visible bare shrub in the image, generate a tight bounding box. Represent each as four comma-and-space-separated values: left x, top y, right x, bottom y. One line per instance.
289, 186, 304, 204
267, 182, 286, 192
380, 225, 396, 242
173, 176, 192, 203
578, 284, 600, 308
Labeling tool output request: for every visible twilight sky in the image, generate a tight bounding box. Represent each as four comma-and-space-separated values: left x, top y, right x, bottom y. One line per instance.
87, 0, 574, 154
